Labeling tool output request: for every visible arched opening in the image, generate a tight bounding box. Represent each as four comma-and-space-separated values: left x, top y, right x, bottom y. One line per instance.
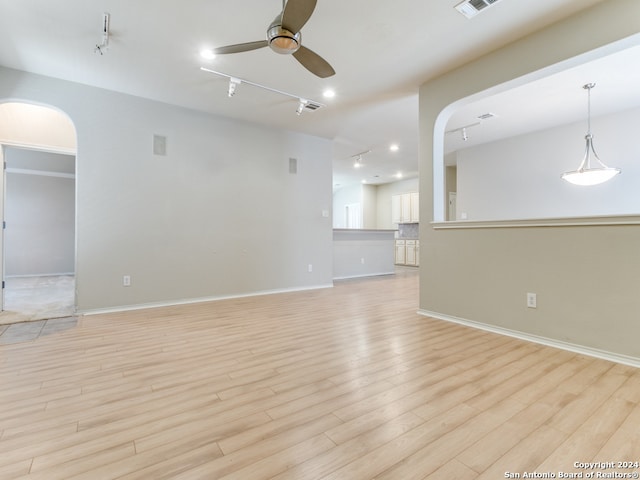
433, 37, 640, 223
0, 102, 77, 324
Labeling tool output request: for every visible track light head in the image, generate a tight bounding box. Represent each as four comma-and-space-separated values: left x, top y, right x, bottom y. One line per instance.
228, 78, 241, 97
296, 99, 308, 116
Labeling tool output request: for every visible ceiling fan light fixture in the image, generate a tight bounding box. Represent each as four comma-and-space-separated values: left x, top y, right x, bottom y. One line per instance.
268, 26, 300, 54
211, 0, 334, 78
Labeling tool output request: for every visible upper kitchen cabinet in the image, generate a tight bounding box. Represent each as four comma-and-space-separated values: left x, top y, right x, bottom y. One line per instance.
392, 192, 419, 224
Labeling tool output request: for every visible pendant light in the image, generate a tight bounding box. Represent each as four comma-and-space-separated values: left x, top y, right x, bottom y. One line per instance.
561, 83, 620, 186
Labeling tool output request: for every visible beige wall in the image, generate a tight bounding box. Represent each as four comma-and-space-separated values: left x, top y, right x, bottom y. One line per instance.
419, 0, 640, 361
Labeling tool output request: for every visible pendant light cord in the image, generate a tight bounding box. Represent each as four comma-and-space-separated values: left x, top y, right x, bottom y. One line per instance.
586, 85, 592, 136
584, 82, 595, 136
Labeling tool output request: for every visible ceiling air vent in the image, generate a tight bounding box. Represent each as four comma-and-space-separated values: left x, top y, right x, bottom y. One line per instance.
303, 101, 323, 112
455, 0, 501, 19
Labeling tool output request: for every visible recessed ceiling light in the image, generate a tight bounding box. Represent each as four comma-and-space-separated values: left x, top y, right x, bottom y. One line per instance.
395, 172, 403, 179
361, 179, 367, 184
200, 49, 216, 60
323, 89, 335, 99
390, 144, 399, 152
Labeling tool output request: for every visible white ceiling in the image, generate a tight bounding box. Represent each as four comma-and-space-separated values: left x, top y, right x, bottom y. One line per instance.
3, 0, 636, 190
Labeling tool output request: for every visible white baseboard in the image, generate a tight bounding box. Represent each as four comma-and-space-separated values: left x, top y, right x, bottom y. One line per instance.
418, 309, 640, 369
79, 283, 334, 316
6, 272, 75, 278
333, 271, 395, 280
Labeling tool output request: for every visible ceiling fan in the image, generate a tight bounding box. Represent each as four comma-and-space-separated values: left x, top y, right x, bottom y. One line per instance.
212, 0, 335, 78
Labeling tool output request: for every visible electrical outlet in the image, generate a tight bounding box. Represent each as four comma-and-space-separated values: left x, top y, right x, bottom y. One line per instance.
527, 292, 537, 308
123, 275, 131, 287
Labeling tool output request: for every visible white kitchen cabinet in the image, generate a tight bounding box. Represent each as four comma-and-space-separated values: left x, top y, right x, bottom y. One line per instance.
395, 239, 419, 266
395, 240, 406, 265
410, 192, 419, 223
391, 194, 402, 224
391, 192, 419, 224
401, 194, 411, 222
405, 240, 417, 266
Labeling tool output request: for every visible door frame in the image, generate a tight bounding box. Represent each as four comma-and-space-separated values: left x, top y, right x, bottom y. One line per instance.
1, 141, 77, 313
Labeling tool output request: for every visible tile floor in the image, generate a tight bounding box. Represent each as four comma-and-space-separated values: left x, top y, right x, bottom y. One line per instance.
0, 316, 78, 344
1, 275, 75, 325
0, 275, 77, 344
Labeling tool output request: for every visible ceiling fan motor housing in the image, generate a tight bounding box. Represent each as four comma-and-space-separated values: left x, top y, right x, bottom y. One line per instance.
267, 16, 301, 54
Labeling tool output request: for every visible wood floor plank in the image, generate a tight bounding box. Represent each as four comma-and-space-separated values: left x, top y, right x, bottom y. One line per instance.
1, 269, 638, 479
79, 442, 224, 480
422, 458, 479, 480
272, 412, 425, 480
217, 433, 336, 480
595, 402, 640, 460
475, 425, 570, 480
316, 402, 481, 480
374, 397, 528, 480
535, 396, 636, 473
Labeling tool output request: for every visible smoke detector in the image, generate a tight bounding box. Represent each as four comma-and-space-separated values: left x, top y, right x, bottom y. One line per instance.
455, 0, 501, 19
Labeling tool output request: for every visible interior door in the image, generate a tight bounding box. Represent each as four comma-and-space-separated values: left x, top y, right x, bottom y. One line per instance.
448, 192, 457, 221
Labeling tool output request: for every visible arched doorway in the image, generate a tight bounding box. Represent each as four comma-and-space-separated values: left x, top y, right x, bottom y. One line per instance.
0, 102, 77, 324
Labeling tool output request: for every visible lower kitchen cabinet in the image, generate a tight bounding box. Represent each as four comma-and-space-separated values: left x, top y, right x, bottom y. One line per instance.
395, 240, 406, 265
405, 240, 417, 266
395, 239, 419, 266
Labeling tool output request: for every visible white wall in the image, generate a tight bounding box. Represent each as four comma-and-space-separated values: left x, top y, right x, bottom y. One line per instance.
5, 150, 75, 276
456, 107, 640, 220
362, 184, 378, 229
332, 184, 361, 228
0, 67, 333, 312
333, 230, 395, 279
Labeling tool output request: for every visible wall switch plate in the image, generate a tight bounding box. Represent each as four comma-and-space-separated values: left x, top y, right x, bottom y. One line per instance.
123, 275, 131, 287
527, 292, 537, 308
308, 264, 313, 273
361, 258, 365, 264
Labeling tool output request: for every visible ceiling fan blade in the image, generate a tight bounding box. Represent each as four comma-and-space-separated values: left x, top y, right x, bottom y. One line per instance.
214, 40, 268, 55
292, 45, 335, 78
282, 0, 317, 33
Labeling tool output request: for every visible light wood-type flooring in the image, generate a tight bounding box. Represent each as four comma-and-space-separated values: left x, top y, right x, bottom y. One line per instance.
1, 269, 640, 479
